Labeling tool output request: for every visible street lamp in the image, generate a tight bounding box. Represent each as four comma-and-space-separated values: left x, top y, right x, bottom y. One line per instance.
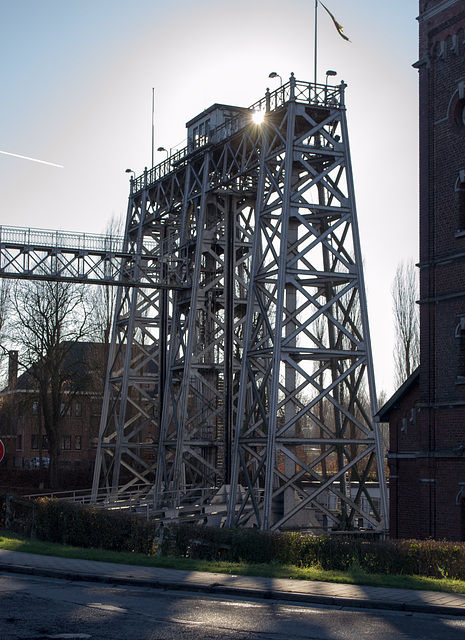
268, 72, 283, 86
157, 146, 169, 159
324, 70, 337, 104
325, 70, 337, 84
125, 168, 135, 179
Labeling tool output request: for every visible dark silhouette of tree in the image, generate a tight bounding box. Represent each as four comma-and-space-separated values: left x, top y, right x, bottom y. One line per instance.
10, 278, 93, 487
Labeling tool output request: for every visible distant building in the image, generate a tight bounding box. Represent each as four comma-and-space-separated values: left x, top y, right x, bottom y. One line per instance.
0, 343, 104, 473
381, 0, 465, 540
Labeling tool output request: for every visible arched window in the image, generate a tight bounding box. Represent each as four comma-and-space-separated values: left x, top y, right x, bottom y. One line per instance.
455, 169, 465, 233
455, 314, 465, 383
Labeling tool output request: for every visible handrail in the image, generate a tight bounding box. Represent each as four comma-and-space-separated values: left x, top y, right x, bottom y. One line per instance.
0, 226, 125, 253
0, 225, 165, 255
133, 78, 345, 193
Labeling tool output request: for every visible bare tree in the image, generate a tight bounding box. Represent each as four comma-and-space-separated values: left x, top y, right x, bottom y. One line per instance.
91, 214, 124, 345
0, 279, 10, 379
0, 279, 9, 334
392, 260, 420, 388
10, 278, 93, 487
87, 214, 125, 392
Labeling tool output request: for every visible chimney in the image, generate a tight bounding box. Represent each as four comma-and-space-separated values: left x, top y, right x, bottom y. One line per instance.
8, 350, 18, 387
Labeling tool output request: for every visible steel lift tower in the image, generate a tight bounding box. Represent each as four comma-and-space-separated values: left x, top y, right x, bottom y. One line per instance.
91, 74, 388, 533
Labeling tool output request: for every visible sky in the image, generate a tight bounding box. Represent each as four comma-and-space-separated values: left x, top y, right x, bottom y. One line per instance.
0, 0, 419, 397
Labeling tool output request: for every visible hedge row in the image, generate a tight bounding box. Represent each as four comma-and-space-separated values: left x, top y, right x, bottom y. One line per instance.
2, 496, 465, 581
33, 498, 157, 554
0, 495, 157, 554
159, 523, 465, 580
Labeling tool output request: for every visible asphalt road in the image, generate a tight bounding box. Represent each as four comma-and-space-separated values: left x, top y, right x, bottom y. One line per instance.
1, 573, 465, 640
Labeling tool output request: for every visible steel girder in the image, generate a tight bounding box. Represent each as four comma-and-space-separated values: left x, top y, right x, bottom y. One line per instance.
225, 77, 388, 532
91, 76, 387, 533
0, 226, 173, 289
153, 190, 255, 508
90, 149, 257, 504
91, 169, 188, 501
91, 107, 262, 505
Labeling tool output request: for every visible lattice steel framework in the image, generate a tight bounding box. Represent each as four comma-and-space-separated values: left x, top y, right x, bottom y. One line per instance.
0, 226, 176, 289
87, 74, 387, 532
224, 78, 387, 532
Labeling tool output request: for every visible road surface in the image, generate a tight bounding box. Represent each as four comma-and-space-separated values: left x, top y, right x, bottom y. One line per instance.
1, 573, 465, 639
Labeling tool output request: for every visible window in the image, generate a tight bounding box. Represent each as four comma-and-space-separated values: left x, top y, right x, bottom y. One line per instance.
91, 400, 101, 416
32, 401, 39, 416
61, 435, 71, 450
400, 417, 408, 435
75, 402, 82, 417
31, 434, 39, 450
42, 435, 49, 451
16, 434, 22, 450
75, 435, 82, 450
60, 403, 72, 417
456, 170, 465, 233
455, 314, 465, 383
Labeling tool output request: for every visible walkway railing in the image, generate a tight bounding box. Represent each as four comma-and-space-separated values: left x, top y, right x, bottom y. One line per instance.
135, 77, 345, 193
0, 226, 124, 253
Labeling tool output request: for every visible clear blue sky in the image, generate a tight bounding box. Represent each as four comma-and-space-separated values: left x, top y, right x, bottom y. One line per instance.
0, 0, 419, 396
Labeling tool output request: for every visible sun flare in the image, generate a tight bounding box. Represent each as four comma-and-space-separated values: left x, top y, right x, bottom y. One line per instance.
252, 110, 265, 125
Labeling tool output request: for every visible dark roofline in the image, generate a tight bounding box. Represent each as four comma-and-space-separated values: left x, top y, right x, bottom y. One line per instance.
376, 367, 420, 423
185, 103, 248, 128
1, 341, 105, 394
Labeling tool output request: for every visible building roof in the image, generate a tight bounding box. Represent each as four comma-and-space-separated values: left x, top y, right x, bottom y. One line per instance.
3, 341, 105, 394
376, 367, 420, 423
185, 103, 248, 128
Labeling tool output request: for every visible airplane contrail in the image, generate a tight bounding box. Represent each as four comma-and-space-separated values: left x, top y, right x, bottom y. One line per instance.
0, 150, 63, 168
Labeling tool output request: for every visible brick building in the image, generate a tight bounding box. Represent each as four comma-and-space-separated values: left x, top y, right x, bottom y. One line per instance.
382, 1, 465, 540
0, 344, 103, 475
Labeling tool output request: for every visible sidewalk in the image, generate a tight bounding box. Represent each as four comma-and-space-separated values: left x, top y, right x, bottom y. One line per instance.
1, 548, 465, 617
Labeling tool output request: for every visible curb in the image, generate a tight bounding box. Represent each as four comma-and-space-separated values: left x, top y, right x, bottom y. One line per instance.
2, 563, 465, 617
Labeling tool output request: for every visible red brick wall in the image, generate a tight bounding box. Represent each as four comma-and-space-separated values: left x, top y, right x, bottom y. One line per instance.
391, 1, 465, 540
386, 376, 420, 539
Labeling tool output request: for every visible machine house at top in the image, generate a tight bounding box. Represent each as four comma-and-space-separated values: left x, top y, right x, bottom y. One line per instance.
187, 104, 250, 151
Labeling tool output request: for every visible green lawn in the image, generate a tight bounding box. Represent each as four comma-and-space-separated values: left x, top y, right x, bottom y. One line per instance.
1, 529, 465, 595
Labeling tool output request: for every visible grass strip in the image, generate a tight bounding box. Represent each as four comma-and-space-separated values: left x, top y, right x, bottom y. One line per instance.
1, 529, 465, 595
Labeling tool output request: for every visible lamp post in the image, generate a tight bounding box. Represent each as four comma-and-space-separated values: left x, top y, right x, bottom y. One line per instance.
325, 69, 337, 84
157, 146, 169, 160
325, 70, 337, 104
268, 72, 283, 86
125, 168, 135, 179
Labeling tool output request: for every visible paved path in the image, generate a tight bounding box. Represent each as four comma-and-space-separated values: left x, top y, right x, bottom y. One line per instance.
1, 548, 465, 616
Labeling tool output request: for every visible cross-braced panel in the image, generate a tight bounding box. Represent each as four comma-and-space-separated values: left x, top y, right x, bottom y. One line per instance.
226, 79, 387, 532
91, 174, 186, 502
92, 76, 387, 533
154, 188, 255, 508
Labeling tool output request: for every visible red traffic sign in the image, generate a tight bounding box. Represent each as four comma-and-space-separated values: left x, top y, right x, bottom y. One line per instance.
0, 439, 4, 463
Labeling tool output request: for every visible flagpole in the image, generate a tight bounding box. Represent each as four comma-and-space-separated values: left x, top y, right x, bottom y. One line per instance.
314, 0, 318, 87
151, 87, 155, 168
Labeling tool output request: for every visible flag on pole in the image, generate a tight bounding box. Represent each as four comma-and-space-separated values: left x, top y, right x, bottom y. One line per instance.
320, 2, 352, 42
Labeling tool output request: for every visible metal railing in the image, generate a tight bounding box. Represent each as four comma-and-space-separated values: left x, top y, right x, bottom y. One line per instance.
0, 226, 125, 253
134, 77, 345, 193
